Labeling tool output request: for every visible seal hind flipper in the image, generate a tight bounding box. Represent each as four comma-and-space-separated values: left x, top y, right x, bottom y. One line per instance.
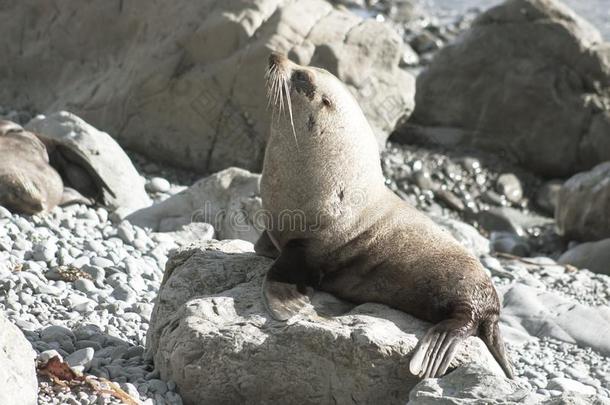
479, 319, 514, 379
409, 318, 475, 378
261, 239, 318, 321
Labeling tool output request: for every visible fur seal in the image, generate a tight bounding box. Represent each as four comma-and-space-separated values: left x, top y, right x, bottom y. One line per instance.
257, 53, 514, 379
0, 120, 94, 214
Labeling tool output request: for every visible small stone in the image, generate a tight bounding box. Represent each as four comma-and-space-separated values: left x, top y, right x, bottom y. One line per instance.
410, 31, 442, 54
413, 171, 439, 191
66, 347, 95, 371
82, 265, 106, 285
147, 177, 171, 193
90, 256, 114, 268
547, 378, 597, 396
112, 284, 137, 303
490, 231, 530, 256
74, 278, 99, 295
33, 241, 58, 262
118, 221, 136, 244
148, 379, 168, 395
496, 173, 523, 204
435, 189, 465, 211
0, 205, 12, 218
38, 349, 63, 364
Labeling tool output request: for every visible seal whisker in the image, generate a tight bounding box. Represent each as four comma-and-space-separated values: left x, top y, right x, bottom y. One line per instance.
282, 78, 299, 149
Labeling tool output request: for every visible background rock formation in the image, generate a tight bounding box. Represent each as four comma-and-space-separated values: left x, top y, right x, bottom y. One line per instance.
401, 0, 610, 177
0, 0, 414, 174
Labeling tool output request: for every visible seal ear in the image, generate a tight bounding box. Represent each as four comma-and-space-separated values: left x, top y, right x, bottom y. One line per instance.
261, 239, 317, 321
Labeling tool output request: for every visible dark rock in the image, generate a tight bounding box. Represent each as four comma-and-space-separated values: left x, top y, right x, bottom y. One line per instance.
556, 162, 610, 241
403, 0, 610, 177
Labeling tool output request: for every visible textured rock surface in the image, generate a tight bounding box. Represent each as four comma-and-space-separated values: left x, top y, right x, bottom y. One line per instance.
556, 162, 610, 242
0, 311, 37, 405
26, 111, 151, 215
403, 0, 610, 177
128, 167, 262, 242
146, 240, 503, 405
408, 363, 533, 404
0, 0, 414, 173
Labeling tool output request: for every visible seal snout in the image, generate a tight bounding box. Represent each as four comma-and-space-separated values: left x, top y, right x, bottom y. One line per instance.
268, 52, 288, 70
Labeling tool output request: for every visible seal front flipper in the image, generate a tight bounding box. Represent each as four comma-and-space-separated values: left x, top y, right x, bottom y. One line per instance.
261, 239, 317, 321
409, 318, 475, 378
254, 230, 280, 259
262, 276, 313, 321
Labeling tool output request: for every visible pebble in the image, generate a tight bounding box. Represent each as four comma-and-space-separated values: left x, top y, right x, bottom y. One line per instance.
117, 221, 136, 244
547, 378, 597, 396
147, 177, 171, 193
496, 173, 523, 203
66, 347, 95, 371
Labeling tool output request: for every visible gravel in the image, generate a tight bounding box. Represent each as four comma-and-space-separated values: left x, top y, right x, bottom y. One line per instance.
0, 123, 189, 403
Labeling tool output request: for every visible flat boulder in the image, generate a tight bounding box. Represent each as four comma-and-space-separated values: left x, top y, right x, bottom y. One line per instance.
0, 311, 37, 405
26, 111, 151, 215
127, 167, 262, 242
402, 0, 610, 177
146, 240, 503, 405
0, 0, 414, 173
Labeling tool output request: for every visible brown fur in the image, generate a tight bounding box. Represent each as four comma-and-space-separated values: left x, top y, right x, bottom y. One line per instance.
259, 53, 513, 379
0, 120, 63, 214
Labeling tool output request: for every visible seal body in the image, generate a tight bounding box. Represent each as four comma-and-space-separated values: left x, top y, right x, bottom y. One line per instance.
259, 53, 513, 379
0, 121, 63, 214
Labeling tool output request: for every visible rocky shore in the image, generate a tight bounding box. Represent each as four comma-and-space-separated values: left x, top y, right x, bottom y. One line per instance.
1, 0, 610, 404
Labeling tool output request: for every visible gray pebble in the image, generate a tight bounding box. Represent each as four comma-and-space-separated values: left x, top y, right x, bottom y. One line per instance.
147, 177, 171, 193
66, 347, 95, 371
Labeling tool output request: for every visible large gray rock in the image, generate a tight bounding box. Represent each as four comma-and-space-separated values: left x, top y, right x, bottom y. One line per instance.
556, 162, 610, 242
127, 167, 262, 242
408, 363, 533, 404
146, 240, 503, 405
402, 0, 610, 177
26, 111, 151, 215
558, 238, 610, 275
0, 0, 414, 173
0, 311, 37, 405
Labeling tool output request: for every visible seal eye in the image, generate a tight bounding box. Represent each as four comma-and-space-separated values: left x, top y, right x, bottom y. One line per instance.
322, 96, 332, 108
293, 70, 311, 83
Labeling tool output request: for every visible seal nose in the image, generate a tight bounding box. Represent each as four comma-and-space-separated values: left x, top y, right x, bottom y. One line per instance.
268, 52, 288, 69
